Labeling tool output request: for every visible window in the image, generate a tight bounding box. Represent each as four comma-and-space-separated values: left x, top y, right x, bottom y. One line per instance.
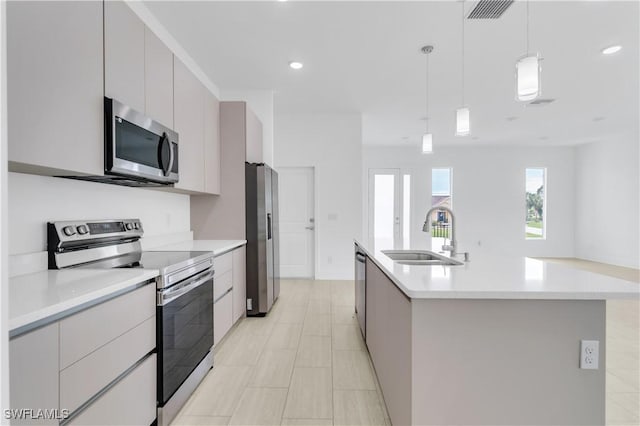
431, 168, 452, 247
525, 168, 546, 239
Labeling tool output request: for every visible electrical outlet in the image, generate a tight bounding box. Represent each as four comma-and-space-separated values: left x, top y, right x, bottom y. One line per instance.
580, 340, 599, 369
246, 298, 252, 311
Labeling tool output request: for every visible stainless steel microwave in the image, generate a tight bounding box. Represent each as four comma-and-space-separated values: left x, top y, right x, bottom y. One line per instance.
104, 97, 179, 184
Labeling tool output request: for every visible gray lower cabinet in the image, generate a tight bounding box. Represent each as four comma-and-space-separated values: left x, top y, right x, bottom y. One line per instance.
365, 259, 412, 426
232, 247, 247, 322
213, 247, 247, 346
7, 0, 104, 176
9, 323, 60, 425
66, 354, 156, 426
8, 284, 156, 426
214, 292, 234, 347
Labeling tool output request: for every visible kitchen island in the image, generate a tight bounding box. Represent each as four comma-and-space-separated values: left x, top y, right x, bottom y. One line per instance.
355, 241, 639, 426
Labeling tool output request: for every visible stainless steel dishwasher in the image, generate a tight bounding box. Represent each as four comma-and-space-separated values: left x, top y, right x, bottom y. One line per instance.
354, 243, 366, 339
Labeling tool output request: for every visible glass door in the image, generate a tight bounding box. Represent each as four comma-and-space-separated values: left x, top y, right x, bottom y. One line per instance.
368, 169, 409, 254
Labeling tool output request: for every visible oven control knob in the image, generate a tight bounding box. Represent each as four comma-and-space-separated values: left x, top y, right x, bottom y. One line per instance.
76, 225, 89, 235
125, 223, 134, 231
134, 222, 140, 230
62, 226, 76, 237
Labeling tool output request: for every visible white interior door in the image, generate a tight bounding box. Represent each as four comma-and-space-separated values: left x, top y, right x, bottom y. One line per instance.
278, 167, 315, 278
368, 169, 402, 253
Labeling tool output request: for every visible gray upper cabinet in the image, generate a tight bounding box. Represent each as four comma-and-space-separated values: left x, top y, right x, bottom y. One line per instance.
204, 91, 221, 195
144, 28, 174, 128
7, 0, 219, 191
7, 1, 104, 176
104, 0, 145, 113
174, 57, 206, 193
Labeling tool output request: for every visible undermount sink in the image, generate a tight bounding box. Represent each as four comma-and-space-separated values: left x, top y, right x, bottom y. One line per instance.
382, 250, 464, 266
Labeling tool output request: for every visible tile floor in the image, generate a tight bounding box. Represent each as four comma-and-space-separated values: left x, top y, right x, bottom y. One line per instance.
172, 280, 389, 426
172, 279, 639, 426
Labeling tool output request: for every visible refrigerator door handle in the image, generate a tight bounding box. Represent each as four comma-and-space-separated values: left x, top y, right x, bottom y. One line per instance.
267, 213, 272, 240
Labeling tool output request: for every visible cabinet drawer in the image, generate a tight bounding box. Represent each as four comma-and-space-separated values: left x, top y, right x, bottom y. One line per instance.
61, 317, 155, 414
10, 323, 59, 425
214, 291, 233, 346
215, 252, 233, 275
214, 270, 233, 301
60, 284, 155, 369
67, 354, 156, 426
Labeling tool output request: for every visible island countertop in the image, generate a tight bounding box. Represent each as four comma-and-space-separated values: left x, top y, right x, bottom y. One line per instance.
356, 240, 639, 300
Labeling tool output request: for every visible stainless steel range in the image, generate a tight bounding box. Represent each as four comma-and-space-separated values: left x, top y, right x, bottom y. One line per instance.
48, 219, 214, 426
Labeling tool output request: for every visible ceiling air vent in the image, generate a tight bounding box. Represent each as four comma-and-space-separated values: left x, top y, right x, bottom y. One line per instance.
467, 0, 514, 19
527, 98, 556, 107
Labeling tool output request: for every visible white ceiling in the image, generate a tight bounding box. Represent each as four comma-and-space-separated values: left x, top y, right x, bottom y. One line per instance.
145, 1, 639, 147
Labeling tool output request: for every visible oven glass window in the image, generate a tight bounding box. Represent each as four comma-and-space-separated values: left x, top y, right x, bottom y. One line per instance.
157, 279, 213, 404
115, 118, 162, 169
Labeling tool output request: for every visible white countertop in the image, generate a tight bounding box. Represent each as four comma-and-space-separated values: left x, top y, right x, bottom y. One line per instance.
154, 239, 246, 256
9, 268, 159, 336
357, 241, 639, 300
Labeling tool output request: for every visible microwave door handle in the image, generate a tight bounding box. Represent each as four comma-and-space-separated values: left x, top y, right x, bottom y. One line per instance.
267, 213, 272, 240
158, 133, 171, 176
167, 140, 175, 177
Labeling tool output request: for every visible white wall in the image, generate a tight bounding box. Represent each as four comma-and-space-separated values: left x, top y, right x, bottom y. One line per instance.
8, 173, 191, 256
363, 145, 576, 258
275, 113, 362, 280
220, 89, 275, 167
574, 136, 640, 268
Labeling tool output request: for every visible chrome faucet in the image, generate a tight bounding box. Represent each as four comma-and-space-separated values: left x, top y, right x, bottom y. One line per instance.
423, 206, 458, 258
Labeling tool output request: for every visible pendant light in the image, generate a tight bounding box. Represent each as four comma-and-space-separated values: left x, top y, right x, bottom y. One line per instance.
455, 1, 470, 136
516, 0, 541, 101
422, 45, 434, 154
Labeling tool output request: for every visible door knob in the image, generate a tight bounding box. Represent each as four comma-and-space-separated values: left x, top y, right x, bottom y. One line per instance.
305, 226, 315, 230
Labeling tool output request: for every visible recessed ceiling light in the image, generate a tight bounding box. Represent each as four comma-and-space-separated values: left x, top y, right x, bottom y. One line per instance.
602, 45, 622, 55
539, 136, 549, 141
592, 116, 606, 122
289, 61, 303, 70
277, 0, 288, 2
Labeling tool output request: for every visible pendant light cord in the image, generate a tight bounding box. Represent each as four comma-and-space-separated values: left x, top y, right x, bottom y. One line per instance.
526, 0, 530, 55
426, 50, 429, 133
461, 0, 465, 106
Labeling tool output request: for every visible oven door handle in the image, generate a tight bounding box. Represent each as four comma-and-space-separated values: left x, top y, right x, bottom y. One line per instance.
158, 269, 215, 306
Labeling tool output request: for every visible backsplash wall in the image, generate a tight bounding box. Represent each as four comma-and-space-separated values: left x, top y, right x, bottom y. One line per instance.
8, 172, 191, 255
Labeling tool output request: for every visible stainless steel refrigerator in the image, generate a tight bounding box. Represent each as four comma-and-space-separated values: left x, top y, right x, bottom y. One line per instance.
245, 163, 280, 316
